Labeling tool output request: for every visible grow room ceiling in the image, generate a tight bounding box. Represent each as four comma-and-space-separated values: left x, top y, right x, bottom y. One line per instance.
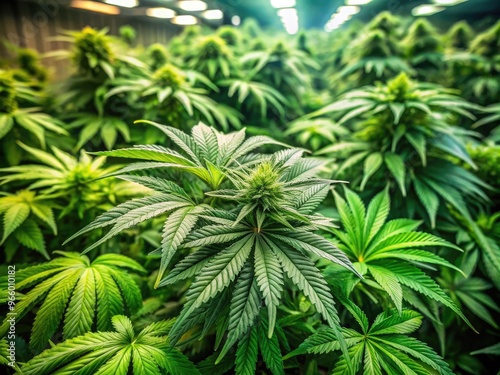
17, 0, 500, 31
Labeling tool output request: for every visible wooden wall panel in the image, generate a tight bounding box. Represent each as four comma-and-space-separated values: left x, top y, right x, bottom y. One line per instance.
0, 0, 181, 79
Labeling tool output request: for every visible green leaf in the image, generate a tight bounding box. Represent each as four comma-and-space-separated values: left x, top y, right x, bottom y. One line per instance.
235, 326, 258, 375
1, 202, 30, 244
254, 238, 283, 337
217, 261, 260, 363
169, 235, 254, 345
384, 153, 406, 197
258, 316, 285, 375
361, 153, 383, 191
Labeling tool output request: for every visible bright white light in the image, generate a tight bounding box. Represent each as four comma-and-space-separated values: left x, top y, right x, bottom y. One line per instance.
331, 12, 351, 23
71, 1, 120, 14
104, 0, 137, 8
345, 0, 372, 5
278, 8, 297, 18
278, 7, 298, 24
177, 1, 207, 11
146, 7, 176, 18
337, 5, 360, 15
432, 0, 467, 5
203, 9, 223, 19
171, 15, 198, 25
327, 18, 345, 28
231, 15, 241, 25
412, 4, 445, 16
325, 23, 341, 32
285, 23, 298, 34
270, 0, 296, 8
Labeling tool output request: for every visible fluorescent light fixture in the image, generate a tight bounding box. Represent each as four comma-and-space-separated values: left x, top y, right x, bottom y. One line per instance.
284, 23, 298, 34
331, 12, 351, 23
277, 8, 298, 23
104, 0, 137, 8
177, 1, 207, 11
71, 1, 120, 14
203, 9, 223, 19
337, 5, 360, 15
432, 0, 467, 5
270, 0, 296, 8
231, 15, 241, 25
412, 4, 445, 16
171, 15, 198, 25
345, 0, 372, 5
146, 7, 176, 18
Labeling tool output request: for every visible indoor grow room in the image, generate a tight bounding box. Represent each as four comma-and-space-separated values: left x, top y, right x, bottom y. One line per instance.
0, 0, 499, 374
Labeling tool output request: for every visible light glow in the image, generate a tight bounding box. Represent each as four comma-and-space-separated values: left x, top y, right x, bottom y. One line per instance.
203, 9, 223, 19
412, 4, 445, 16
345, 0, 372, 5
171, 15, 199, 25
270, 0, 296, 8
177, 1, 207, 11
432, 0, 468, 4
331, 12, 351, 23
278, 8, 298, 20
231, 15, 241, 26
71, 1, 120, 14
104, 0, 137, 8
146, 7, 176, 18
284, 23, 298, 34
337, 5, 360, 15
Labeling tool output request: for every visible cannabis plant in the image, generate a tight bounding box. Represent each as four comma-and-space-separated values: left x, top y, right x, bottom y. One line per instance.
106, 64, 240, 131
324, 188, 471, 328
287, 302, 454, 375
338, 12, 410, 88
242, 40, 319, 100
0, 143, 142, 220
474, 103, 500, 143
66, 122, 359, 367
20, 315, 200, 375
0, 189, 56, 260
218, 76, 288, 120
315, 73, 487, 228
403, 19, 444, 83
145, 43, 170, 71
446, 21, 474, 51
438, 251, 500, 329
186, 36, 237, 80
449, 20, 500, 104
0, 71, 68, 165
0, 251, 144, 352
285, 118, 348, 151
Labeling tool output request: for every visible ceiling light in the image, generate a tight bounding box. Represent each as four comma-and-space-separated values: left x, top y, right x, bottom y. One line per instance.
171, 15, 198, 25
412, 4, 445, 16
277, 8, 298, 23
146, 7, 176, 18
104, 0, 137, 8
203, 9, 223, 19
345, 0, 372, 5
71, 1, 120, 14
285, 23, 298, 34
177, 1, 207, 11
270, 0, 296, 8
337, 5, 360, 15
331, 12, 351, 23
231, 15, 241, 26
327, 18, 346, 28
432, 0, 467, 5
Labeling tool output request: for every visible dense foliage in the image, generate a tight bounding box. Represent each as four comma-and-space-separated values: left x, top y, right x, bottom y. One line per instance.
1, 13, 499, 375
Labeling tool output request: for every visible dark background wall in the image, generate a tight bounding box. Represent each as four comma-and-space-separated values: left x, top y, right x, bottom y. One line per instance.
0, 0, 181, 79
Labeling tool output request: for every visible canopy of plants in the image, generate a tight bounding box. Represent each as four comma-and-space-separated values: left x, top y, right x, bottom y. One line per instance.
0, 13, 499, 375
